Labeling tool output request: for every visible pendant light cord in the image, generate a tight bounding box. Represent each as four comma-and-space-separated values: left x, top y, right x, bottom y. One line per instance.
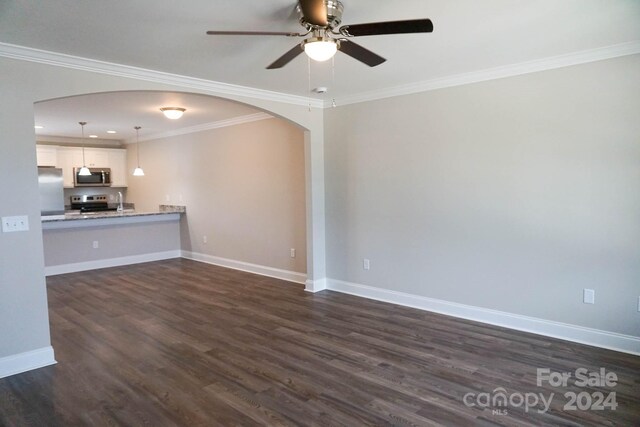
79, 121, 87, 166
135, 126, 141, 167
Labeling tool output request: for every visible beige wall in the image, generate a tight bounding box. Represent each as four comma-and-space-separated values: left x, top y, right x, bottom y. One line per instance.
324, 55, 640, 337
126, 118, 307, 273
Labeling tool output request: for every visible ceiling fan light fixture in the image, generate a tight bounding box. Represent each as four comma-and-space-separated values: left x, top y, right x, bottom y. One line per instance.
303, 37, 339, 62
160, 107, 186, 120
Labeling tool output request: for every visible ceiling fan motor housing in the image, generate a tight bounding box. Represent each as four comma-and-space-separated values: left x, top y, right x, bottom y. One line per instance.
297, 0, 344, 29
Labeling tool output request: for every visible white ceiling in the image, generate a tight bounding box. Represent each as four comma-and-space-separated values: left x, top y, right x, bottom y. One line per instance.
34, 91, 263, 142
12, 0, 639, 140
1, 0, 639, 101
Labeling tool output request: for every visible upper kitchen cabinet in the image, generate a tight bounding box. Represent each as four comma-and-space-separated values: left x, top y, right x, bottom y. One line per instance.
36, 145, 58, 167
55, 147, 83, 187
51, 146, 128, 188
84, 148, 109, 168
108, 149, 128, 187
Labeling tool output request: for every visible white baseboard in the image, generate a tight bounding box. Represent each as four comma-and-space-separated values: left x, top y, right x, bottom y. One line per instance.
326, 279, 640, 356
305, 278, 327, 293
0, 346, 56, 379
45, 250, 181, 276
181, 251, 306, 284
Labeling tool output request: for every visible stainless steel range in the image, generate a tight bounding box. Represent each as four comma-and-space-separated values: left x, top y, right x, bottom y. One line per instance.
70, 195, 117, 213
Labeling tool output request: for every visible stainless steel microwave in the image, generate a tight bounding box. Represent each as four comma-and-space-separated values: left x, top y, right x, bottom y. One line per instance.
73, 167, 112, 187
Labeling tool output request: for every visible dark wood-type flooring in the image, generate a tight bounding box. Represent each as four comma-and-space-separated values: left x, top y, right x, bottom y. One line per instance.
1, 259, 639, 426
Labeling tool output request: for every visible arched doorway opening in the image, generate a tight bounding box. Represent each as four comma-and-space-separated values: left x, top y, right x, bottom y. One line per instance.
35, 90, 317, 285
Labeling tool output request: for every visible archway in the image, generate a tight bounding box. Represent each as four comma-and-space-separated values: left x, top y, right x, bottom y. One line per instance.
34, 90, 320, 286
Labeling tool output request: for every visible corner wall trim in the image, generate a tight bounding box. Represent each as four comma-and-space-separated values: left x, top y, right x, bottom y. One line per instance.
305, 278, 327, 293
45, 250, 181, 276
181, 251, 306, 285
0, 346, 56, 379
326, 279, 640, 356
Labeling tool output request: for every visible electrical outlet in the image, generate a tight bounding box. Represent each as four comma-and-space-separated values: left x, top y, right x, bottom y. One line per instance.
203, 235, 207, 244
2, 216, 29, 233
583, 289, 595, 304
165, 194, 170, 202
363, 258, 370, 270
290, 248, 296, 258
93, 240, 99, 249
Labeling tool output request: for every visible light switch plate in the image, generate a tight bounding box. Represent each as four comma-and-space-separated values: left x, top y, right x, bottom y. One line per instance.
2, 216, 29, 232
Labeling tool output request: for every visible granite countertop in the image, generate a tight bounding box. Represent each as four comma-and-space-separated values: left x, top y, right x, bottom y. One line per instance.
42, 205, 186, 223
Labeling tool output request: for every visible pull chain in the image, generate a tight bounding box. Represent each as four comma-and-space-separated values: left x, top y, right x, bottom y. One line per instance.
331, 56, 337, 108
307, 57, 312, 112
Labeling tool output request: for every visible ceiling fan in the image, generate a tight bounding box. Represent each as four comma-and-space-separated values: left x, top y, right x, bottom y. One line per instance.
206, 0, 433, 69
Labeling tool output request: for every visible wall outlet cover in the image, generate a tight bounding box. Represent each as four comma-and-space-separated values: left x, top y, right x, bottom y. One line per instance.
583, 289, 595, 304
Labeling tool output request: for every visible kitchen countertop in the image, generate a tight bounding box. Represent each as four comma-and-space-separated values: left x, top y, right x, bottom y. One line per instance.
42, 206, 186, 230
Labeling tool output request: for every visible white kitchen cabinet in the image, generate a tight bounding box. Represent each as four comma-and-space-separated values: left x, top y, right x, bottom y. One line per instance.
108, 149, 128, 187
36, 146, 58, 167
41, 145, 128, 188
55, 147, 84, 188
84, 148, 109, 168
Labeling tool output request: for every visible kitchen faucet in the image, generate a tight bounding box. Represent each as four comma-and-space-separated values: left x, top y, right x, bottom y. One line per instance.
117, 191, 124, 212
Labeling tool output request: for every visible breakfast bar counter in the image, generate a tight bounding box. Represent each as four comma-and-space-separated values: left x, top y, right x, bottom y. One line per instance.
41, 206, 186, 275
42, 208, 184, 230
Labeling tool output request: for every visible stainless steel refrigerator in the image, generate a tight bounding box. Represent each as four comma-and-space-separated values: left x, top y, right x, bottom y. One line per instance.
38, 167, 65, 216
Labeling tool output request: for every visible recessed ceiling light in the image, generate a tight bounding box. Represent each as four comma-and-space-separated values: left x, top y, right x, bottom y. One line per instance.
89, 135, 98, 138
312, 87, 328, 94
34, 125, 44, 129
107, 130, 117, 134
160, 107, 186, 119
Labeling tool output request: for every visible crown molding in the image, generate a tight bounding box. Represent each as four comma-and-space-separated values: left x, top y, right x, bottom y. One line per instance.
2, 40, 638, 111
328, 41, 640, 107
0, 42, 324, 109
125, 112, 273, 143
36, 135, 124, 146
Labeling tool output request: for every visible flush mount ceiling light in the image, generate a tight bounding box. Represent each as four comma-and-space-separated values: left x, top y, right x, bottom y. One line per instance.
34, 125, 44, 129
77, 121, 91, 176
132, 126, 145, 177
89, 135, 98, 138
107, 130, 117, 134
160, 107, 186, 120
302, 36, 338, 62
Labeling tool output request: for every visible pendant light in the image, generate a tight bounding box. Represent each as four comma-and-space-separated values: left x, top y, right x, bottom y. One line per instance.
132, 126, 145, 176
77, 122, 91, 176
